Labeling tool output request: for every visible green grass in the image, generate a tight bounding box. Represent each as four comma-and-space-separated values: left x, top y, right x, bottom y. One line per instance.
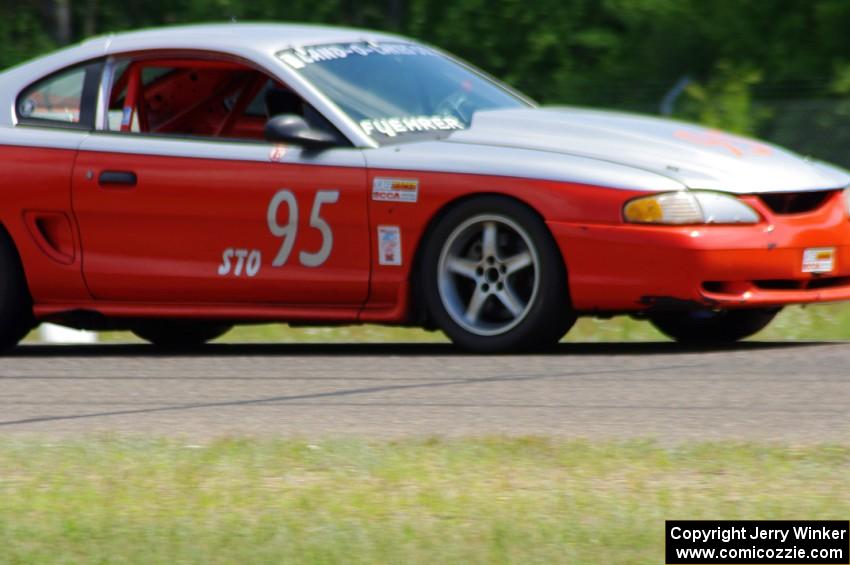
29, 301, 850, 344
0, 438, 847, 563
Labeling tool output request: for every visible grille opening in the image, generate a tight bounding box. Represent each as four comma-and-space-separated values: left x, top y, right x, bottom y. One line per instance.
808, 276, 850, 290
759, 191, 833, 214
752, 278, 850, 291
752, 279, 803, 290
703, 277, 850, 294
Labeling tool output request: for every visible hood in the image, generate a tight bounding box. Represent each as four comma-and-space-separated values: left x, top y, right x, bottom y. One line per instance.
446, 107, 850, 194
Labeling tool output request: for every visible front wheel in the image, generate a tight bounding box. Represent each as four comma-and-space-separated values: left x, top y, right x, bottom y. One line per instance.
421, 196, 576, 352
649, 307, 781, 344
132, 321, 232, 349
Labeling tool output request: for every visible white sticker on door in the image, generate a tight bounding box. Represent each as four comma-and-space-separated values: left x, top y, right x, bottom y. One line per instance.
377, 225, 402, 266
372, 178, 419, 203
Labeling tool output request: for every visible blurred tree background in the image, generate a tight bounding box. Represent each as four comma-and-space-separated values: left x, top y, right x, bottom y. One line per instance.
3, 0, 850, 166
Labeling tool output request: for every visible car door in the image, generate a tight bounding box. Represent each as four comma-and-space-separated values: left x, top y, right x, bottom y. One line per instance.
71, 55, 370, 306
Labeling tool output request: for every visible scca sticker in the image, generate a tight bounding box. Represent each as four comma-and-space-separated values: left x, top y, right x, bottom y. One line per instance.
377, 225, 402, 266
360, 115, 464, 137
372, 178, 419, 203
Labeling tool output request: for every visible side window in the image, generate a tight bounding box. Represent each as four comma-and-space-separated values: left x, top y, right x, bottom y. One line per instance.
245, 79, 349, 139
17, 61, 102, 128
105, 58, 322, 141
243, 80, 272, 117
106, 58, 272, 140
104, 56, 347, 144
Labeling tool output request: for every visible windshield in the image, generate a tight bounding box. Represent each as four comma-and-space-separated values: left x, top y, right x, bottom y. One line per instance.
278, 42, 531, 144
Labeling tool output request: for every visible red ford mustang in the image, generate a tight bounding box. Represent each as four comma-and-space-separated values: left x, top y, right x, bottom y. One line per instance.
1, 23, 849, 352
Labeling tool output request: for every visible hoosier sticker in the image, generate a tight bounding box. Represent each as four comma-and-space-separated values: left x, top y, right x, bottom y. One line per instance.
372, 178, 419, 203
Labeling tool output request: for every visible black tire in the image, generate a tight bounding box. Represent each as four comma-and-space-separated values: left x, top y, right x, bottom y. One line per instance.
421, 195, 576, 352
0, 229, 34, 352
132, 321, 232, 348
650, 307, 781, 344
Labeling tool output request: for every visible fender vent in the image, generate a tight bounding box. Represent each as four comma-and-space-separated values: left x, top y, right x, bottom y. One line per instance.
758, 191, 832, 214
24, 211, 76, 264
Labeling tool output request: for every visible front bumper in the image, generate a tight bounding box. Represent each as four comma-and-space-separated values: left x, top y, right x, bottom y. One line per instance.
548, 193, 850, 312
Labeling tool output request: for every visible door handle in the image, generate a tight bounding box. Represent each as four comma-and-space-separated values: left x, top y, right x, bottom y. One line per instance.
98, 170, 137, 188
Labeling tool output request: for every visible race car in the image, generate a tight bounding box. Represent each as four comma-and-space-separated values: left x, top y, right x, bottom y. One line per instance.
1, 23, 849, 352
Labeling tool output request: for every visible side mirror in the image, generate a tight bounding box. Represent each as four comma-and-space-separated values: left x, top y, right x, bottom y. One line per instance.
264, 115, 338, 149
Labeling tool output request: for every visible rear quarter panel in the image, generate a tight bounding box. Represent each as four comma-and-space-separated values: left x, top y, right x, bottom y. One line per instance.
0, 130, 90, 303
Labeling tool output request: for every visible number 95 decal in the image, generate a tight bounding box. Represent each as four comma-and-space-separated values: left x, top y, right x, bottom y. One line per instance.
267, 189, 340, 267
218, 189, 340, 277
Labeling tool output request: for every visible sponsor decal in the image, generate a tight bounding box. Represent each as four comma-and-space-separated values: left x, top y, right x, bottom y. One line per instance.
377, 225, 402, 266
280, 42, 435, 69
360, 115, 465, 138
269, 145, 287, 163
802, 247, 835, 273
372, 178, 419, 203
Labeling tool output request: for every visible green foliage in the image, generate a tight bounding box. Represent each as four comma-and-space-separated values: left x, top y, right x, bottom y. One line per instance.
678, 60, 768, 135
0, 4, 55, 70
3, 0, 850, 164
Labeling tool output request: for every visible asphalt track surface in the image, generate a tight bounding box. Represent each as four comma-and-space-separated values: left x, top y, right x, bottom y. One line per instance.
2, 341, 849, 442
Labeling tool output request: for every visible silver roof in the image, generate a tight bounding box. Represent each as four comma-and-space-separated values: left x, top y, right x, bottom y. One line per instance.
0, 23, 406, 84
90, 23, 406, 56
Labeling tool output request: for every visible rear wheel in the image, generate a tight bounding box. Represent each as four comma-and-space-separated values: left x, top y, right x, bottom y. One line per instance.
649, 307, 781, 343
421, 196, 575, 352
0, 230, 34, 352
132, 321, 232, 348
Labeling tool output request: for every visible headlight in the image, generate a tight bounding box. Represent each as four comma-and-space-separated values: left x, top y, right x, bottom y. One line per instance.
623, 191, 760, 225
